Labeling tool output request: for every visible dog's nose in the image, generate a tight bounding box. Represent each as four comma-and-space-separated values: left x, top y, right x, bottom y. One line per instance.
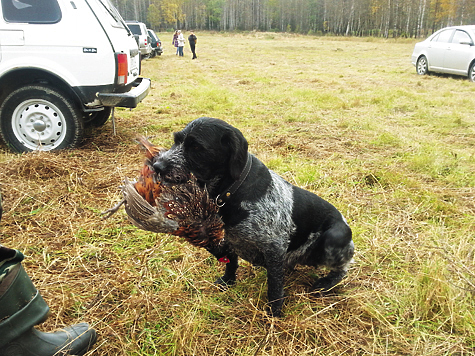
152, 160, 167, 173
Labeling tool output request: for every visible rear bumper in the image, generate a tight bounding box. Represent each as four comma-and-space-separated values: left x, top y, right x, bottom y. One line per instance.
97, 77, 151, 108
140, 46, 153, 56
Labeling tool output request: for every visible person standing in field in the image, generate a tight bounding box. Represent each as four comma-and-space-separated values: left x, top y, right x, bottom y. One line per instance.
177, 30, 185, 57
172, 30, 179, 55
188, 30, 197, 59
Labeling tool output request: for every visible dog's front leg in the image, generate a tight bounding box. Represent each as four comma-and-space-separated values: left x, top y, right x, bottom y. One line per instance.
265, 255, 285, 317
215, 252, 238, 288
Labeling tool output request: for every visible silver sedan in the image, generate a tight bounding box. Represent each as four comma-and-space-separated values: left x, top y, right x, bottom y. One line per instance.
411, 25, 475, 82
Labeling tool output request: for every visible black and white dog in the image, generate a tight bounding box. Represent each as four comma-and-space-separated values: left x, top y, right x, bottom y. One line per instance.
153, 117, 354, 316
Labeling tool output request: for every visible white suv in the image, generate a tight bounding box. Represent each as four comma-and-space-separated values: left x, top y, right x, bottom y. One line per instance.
126, 21, 152, 58
0, 0, 151, 153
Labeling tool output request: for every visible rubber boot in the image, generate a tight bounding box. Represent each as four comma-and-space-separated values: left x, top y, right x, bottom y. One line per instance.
0, 248, 97, 356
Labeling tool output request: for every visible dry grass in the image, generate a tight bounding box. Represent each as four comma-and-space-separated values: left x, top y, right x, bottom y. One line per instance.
0, 32, 474, 355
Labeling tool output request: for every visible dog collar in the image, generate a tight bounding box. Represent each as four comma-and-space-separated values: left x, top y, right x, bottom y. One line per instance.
216, 152, 252, 207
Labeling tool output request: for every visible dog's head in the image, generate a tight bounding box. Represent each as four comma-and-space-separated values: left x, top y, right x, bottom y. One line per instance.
153, 117, 248, 189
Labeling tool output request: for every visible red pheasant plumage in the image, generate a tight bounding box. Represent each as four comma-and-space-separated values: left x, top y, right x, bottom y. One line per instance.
134, 137, 164, 205
104, 137, 225, 250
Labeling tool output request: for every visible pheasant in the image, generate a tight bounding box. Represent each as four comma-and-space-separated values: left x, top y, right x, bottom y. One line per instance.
103, 137, 227, 255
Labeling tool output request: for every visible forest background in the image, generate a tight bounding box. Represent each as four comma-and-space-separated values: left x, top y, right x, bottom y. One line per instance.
112, 0, 475, 38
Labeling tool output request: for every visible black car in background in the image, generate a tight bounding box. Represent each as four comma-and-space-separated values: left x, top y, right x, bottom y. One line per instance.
148, 29, 163, 57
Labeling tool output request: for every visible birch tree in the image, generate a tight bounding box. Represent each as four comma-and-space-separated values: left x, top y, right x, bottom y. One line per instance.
114, 0, 475, 37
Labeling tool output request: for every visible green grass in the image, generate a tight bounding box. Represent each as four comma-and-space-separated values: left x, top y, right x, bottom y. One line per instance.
0, 32, 474, 355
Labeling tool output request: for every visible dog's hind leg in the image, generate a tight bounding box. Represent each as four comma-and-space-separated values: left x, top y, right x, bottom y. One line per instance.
312, 221, 354, 293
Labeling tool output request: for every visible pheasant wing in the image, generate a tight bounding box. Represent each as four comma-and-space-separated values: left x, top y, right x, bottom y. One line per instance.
122, 178, 179, 233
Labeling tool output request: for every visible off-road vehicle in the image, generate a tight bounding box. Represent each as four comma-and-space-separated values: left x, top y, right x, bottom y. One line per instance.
0, 0, 150, 152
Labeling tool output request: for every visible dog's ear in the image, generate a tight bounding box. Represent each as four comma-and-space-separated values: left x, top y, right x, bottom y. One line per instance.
221, 130, 248, 181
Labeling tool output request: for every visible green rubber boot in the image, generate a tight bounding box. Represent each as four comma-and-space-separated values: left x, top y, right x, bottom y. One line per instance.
0, 248, 97, 356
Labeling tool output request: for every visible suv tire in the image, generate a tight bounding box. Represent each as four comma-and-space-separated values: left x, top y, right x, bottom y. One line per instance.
0, 85, 84, 153
84, 107, 112, 127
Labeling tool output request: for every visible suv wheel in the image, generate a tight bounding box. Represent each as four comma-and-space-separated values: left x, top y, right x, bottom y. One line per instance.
84, 107, 111, 127
0, 85, 84, 153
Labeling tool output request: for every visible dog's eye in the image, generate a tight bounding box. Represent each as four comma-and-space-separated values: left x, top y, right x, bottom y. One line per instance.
186, 140, 202, 151
184, 136, 203, 152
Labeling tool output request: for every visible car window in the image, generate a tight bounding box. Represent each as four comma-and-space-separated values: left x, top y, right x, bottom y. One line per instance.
127, 24, 142, 35
97, 0, 127, 30
433, 29, 453, 43
451, 30, 472, 44
148, 31, 157, 41
1, 0, 61, 23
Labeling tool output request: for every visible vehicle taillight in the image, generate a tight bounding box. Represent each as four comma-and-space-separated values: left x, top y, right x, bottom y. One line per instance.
117, 53, 128, 85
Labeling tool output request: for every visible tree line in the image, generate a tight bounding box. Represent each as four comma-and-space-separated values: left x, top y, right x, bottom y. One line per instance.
112, 0, 475, 38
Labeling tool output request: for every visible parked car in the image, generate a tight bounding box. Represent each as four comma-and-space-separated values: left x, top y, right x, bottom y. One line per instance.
148, 29, 163, 57
0, 0, 151, 153
412, 25, 475, 82
126, 21, 152, 58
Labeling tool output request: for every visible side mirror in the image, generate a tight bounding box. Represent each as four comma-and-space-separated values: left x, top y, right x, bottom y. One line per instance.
459, 41, 474, 46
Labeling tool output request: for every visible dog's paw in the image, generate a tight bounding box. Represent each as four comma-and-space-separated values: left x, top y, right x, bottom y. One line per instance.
214, 277, 235, 291
266, 305, 282, 318
266, 299, 285, 318
312, 271, 346, 294
312, 276, 335, 292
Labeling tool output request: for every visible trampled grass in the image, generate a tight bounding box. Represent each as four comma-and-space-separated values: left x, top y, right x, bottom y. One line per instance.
0, 32, 474, 355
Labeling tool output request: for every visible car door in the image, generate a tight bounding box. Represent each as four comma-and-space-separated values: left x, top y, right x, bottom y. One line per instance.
443, 29, 475, 75
426, 29, 453, 71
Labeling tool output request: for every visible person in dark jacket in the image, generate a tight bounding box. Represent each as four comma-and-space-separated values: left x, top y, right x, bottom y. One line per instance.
188, 31, 197, 59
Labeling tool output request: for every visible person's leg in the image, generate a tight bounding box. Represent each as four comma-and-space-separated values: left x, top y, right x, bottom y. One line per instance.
0, 246, 97, 356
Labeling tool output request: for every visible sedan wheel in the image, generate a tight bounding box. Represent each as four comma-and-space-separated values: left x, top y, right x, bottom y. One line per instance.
416, 56, 429, 75
469, 63, 475, 82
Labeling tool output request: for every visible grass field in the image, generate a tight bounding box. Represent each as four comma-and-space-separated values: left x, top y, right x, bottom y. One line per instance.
0, 32, 474, 355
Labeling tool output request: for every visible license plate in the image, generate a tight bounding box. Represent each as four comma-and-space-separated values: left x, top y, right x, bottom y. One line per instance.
130, 54, 139, 72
